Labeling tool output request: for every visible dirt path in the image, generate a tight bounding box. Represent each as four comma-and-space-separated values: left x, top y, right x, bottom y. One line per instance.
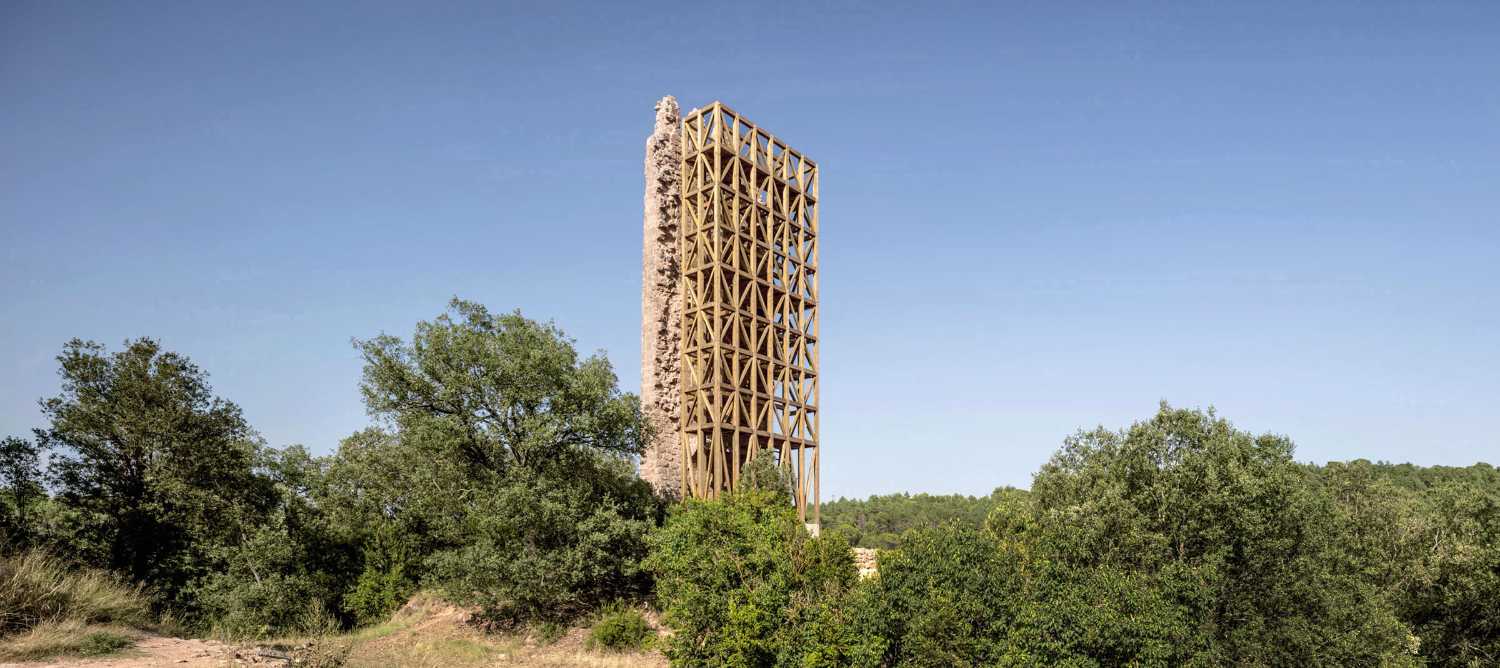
0, 635, 284, 668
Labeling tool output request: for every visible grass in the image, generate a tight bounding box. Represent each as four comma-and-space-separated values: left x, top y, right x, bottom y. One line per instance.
0, 620, 140, 662
0, 550, 151, 661
78, 629, 134, 656
0, 550, 151, 634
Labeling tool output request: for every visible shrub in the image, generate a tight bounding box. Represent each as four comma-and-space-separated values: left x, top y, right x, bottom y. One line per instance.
0, 550, 150, 635
1001, 563, 1193, 666
646, 488, 881, 667
426, 458, 659, 628
865, 525, 1015, 667
77, 630, 132, 656
193, 513, 353, 639
345, 560, 412, 626
586, 603, 652, 652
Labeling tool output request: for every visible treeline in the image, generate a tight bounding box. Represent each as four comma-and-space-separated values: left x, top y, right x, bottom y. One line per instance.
822, 489, 1022, 548
2, 299, 1498, 666
655, 410, 1500, 666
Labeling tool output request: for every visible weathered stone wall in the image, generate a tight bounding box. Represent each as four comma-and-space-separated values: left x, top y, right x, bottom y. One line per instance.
639, 96, 683, 496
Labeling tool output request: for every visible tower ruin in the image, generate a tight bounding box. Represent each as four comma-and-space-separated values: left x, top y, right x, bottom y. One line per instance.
639, 96, 683, 496
642, 99, 820, 524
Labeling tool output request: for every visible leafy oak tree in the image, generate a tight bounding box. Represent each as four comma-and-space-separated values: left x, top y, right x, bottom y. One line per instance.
37, 338, 272, 611
351, 299, 661, 626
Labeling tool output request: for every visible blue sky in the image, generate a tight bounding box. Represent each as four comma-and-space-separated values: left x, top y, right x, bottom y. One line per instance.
3, 2, 1497, 499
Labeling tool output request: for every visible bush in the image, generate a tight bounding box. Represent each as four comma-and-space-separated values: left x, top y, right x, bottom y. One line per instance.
0, 550, 150, 635
646, 488, 881, 667
426, 458, 659, 628
193, 510, 355, 638
345, 561, 412, 626
864, 525, 1015, 667
1001, 563, 1193, 666
198, 573, 327, 638
586, 603, 653, 652
77, 630, 132, 656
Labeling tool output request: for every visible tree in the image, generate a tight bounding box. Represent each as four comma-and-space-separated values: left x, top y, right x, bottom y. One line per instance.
38, 338, 268, 609
864, 525, 1015, 667
0, 435, 45, 547
350, 299, 659, 626
1027, 403, 1414, 666
1399, 478, 1500, 666
822, 489, 1015, 549
194, 445, 362, 636
355, 299, 642, 478
646, 489, 882, 668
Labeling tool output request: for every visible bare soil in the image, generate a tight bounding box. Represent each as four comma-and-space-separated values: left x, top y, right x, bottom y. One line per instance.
0, 634, 267, 667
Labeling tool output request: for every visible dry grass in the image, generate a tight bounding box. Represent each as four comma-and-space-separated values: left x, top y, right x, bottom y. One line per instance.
0, 619, 141, 662
0, 550, 151, 635
0, 550, 151, 661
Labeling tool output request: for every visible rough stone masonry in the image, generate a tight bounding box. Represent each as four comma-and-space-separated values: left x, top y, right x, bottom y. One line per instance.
639, 96, 682, 496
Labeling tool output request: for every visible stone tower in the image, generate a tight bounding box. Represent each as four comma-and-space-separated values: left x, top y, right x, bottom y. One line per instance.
639, 96, 683, 496
640, 98, 820, 523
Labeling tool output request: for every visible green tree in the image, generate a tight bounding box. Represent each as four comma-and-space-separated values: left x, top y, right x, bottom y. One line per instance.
646, 489, 881, 668
319, 428, 437, 623
423, 456, 658, 625
355, 299, 642, 478
1027, 403, 1414, 666
864, 525, 1015, 667
0, 435, 46, 547
1400, 478, 1500, 666
350, 299, 659, 626
37, 338, 270, 610
194, 445, 361, 636
822, 489, 1012, 549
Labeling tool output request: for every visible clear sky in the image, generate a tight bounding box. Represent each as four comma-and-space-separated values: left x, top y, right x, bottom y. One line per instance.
3, 2, 1497, 499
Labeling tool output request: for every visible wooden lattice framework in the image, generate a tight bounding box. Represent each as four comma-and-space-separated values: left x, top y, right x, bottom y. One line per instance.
679, 102, 820, 523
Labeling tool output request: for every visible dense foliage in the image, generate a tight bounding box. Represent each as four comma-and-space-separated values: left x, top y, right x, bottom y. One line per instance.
646, 483, 882, 667
34, 339, 270, 613
3, 302, 1498, 667
652, 405, 1499, 667
821, 489, 1015, 549
2, 300, 658, 638
1021, 406, 1413, 665
348, 300, 659, 627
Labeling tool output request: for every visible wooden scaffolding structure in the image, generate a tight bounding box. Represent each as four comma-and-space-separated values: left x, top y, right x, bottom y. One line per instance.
679, 102, 820, 523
